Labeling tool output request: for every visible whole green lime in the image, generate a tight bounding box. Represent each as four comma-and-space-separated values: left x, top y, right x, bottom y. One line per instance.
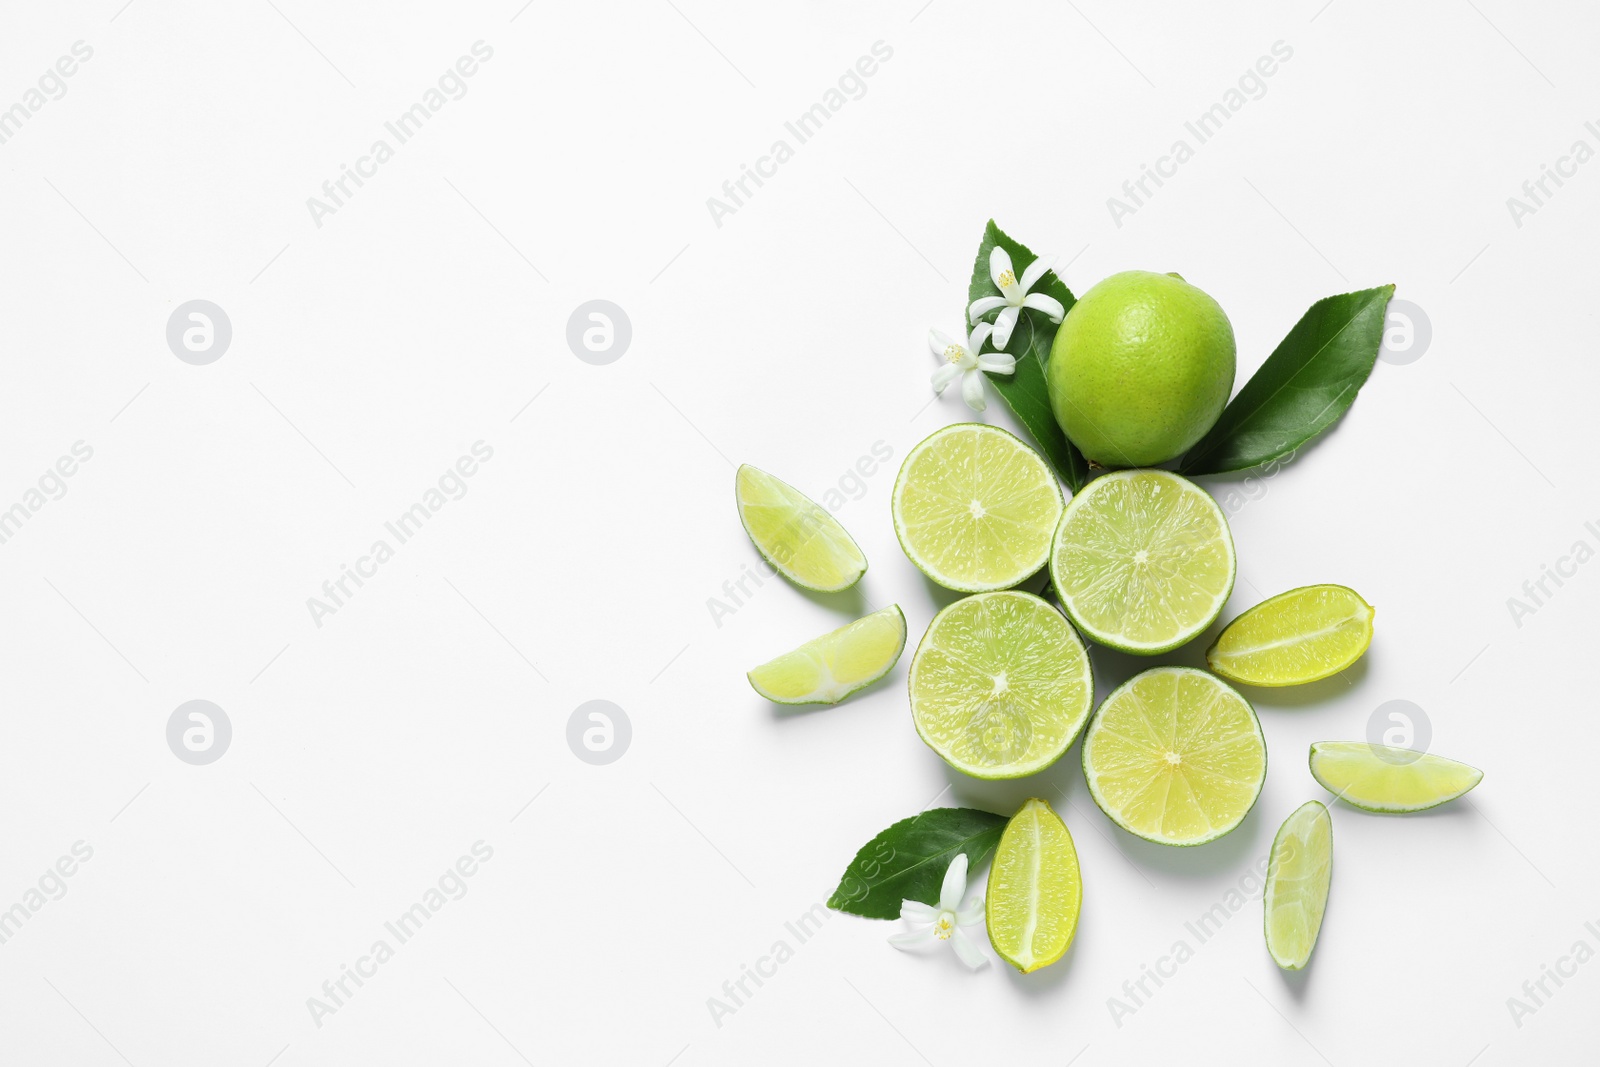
1047, 271, 1235, 467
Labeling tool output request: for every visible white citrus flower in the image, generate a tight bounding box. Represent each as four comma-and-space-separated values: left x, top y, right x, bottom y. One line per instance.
929, 322, 1016, 413
967, 245, 1066, 351
887, 853, 989, 970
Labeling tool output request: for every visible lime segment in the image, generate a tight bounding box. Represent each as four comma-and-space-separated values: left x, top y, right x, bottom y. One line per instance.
892, 424, 1064, 593
909, 592, 1093, 779
1209, 585, 1374, 687
747, 606, 905, 705
1082, 667, 1265, 845
1309, 742, 1482, 813
1264, 801, 1333, 970
736, 464, 866, 592
986, 798, 1082, 973
1050, 469, 1235, 654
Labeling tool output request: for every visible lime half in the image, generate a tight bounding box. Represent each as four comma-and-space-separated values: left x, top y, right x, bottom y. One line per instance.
1264, 801, 1333, 970
736, 464, 866, 592
747, 605, 905, 705
987, 798, 1082, 974
892, 424, 1064, 593
909, 591, 1093, 779
1209, 585, 1374, 687
1083, 667, 1265, 845
1050, 469, 1234, 654
1309, 742, 1483, 813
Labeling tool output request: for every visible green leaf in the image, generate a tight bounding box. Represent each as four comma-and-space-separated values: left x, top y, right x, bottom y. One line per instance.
1181, 285, 1396, 475
968, 220, 1089, 491
827, 807, 1006, 919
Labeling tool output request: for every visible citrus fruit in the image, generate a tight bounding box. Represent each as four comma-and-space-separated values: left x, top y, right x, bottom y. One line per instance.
1045, 270, 1236, 467
746, 605, 905, 705
1208, 585, 1375, 687
1264, 801, 1333, 970
736, 464, 866, 592
987, 798, 1082, 973
908, 591, 1093, 779
1082, 667, 1266, 845
1308, 742, 1483, 813
1049, 469, 1235, 654
891, 423, 1064, 592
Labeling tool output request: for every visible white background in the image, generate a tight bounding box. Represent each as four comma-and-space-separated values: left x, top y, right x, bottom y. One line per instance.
0, 1, 1594, 1064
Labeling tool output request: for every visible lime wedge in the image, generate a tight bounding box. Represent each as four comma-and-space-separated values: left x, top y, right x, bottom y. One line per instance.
1264, 801, 1333, 970
891, 424, 1064, 593
1082, 667, 1265, 845
1309, 742, 1483, 812
747, 606, 905, 705
987, 798, 1082, 973
908, 591, 1094, 779
1209, 585, 1374, 687
1050, 469, 1235, 654
736, 464, 866, 592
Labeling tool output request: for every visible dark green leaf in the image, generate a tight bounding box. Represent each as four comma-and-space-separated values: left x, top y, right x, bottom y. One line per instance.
968, 220, 1089, 491
827, 807, 1006, 919
1181, 285, 1396, 475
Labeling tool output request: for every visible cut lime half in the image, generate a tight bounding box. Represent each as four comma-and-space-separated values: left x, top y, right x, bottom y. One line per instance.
1264, 801, 1333, 970
1050, 469, 1235, 654
747, 605, 905, 705
909, 591, 1093, 779
1082, 667, 1265, 845
736, 464, 866, 593
1209, 585, 1374, 687
1309, 742, 1482, 813
891, 424, 1064, 593
987, 798, 1082, 974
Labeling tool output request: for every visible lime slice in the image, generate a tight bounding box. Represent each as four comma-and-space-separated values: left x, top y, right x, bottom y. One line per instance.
908, 591, 1093, 779
1309, 742, 1483, 813
891, 424, 1064, 593
1082, 667, 1265, 845
747, 606, 905, 705
736, 464, 866, 592
987, 798, 1082, 973
1050, 469, 1235, 654
1208, 585, 1374, 687
1264, 801, 1333, 970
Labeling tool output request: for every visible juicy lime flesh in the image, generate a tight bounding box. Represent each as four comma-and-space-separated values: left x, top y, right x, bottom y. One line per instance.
1209, 585, 1374, 687
736, 464, 866, 592
1265, 801, 1332, 970
909, 592, 1093, 779
1051, 470, 1235, 653
987, 798, 1082, 973
1046, 270, 1235, 467
1084, 667, 1265, 845
893, 424, 1064, 592
747, 606, 905, 705
1309, 742, 1483, 812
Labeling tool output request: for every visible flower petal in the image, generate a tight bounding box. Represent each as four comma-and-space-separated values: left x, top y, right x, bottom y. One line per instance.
929, 326, 957, 360
991, 306, 1020, 350
888, 926, 936, 950
967, 295, 1007, 323
939, 853, 970, 913
967, 320, 994, 354
1023, 292, 1066, 322
931, 363, 961, 395
957, 901, 986, 926
1018, 255, 1056, 294
989, 245, 1014, 291
952, 927, 990, 970
900, 900, 938, 923
977, 352, 1016, 375
961, 370, 987, 412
